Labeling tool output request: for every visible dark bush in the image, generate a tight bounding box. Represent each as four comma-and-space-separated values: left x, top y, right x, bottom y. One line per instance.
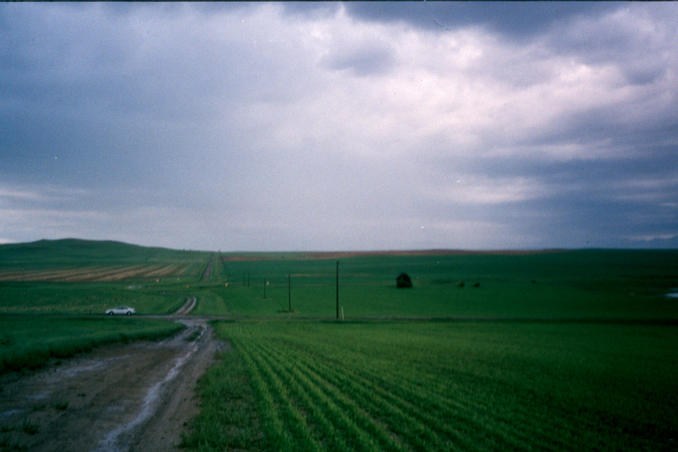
396, 273, 413, 288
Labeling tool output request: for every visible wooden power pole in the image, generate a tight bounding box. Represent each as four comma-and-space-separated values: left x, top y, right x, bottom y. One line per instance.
336, 260, 339, 320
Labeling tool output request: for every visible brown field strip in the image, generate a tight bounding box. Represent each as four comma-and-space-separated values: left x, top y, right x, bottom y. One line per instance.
0, 263, 202, 282
61, 266, 138, 282
96, 264, 161, 281
178, 263, 201, 276
0, 267, 116, 282
143, 264, 181, 277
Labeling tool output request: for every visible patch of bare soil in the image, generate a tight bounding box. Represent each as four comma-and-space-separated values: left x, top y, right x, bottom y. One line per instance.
0, 319, 222, 452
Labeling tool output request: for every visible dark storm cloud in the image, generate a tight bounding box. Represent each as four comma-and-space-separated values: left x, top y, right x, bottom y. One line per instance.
343, 2, 617, 38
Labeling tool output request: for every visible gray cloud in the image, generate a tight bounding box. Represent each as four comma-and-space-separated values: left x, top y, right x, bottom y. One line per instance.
0, 2, 676, 250
325, 43, 396, 76
344, 2, 617, 38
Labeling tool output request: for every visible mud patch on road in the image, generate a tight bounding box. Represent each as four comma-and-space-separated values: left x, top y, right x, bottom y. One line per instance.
0, 319, 221, 451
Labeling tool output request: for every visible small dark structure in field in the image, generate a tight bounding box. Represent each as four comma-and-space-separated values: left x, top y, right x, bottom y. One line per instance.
458, 281, 465, 288
396, 273, 413, 288
473, 282, 480, 288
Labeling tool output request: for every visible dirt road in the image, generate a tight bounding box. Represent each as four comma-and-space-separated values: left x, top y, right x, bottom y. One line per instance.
0, 318, 222, 452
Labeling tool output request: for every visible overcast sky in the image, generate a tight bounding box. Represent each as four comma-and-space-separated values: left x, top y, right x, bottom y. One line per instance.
1, 2, 677, 251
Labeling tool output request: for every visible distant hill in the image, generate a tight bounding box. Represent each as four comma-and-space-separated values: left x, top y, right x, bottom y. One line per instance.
0, 238, 208, 270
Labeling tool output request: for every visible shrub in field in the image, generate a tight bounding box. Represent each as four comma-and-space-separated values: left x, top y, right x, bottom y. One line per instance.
396, 272, 413, 288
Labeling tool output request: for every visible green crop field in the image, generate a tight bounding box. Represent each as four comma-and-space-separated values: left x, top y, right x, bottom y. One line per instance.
192, 250, 678, 320
184, 249, 678, 450
185, 320, 678, 451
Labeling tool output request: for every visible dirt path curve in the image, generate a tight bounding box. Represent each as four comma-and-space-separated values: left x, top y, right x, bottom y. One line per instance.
0, 318, 223, 452
173, 296, 197, 316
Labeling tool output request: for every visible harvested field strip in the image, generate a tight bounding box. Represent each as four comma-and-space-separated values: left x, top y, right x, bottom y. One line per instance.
0, 267, 110, 281
61, 265, 143, 281
97, 264, 162, 281
143, 264, 181, 277
0, 265, 154, 282
178, 263, 202, 276
0, 263, 194, 282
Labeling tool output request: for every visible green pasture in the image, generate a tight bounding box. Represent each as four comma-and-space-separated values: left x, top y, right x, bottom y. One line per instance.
194, 250, 678, 319
0, 316, 184, 374
185, 320, 678, 451
0, 238, 209, 270
0, 281, 191, 315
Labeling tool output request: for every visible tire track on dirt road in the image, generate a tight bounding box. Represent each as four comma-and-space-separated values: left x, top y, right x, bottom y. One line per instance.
173, 296, 197, 316
199, 254, 216, 282
0, 318, 223, 452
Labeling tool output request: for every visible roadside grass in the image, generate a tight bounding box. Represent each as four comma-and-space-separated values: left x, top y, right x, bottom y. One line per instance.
181, 347, 268, 451
185, 320, 678, 451
0, 316, 184, 375
190, 289, 229, 316
195, 250, 678, 319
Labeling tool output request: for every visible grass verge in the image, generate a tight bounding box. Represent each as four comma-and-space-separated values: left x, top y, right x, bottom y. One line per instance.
181, 346, 268, 451
0, 316, 184, 375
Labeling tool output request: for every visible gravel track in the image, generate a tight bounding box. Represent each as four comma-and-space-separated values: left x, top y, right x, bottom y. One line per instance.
0, 318, 222, 452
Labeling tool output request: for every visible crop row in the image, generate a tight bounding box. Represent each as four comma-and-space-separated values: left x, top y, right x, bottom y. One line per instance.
228, 330, 521, 450
194, 321, 678, 452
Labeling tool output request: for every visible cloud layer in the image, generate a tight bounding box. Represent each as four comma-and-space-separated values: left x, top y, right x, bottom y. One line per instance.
1, 3, 677, 250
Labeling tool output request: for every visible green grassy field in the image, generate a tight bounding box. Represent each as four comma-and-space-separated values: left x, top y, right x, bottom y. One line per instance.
0, 238, 209, 270
2, 240, 677, 450
0, 316, 184, 374
185, 320, 678, 451
0, 239, 206, 373
0, 281, 191, 315
193, 250, 678, 319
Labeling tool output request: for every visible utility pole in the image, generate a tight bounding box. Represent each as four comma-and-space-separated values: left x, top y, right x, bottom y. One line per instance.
336, 260, 339, 320
288, 272, 292, 312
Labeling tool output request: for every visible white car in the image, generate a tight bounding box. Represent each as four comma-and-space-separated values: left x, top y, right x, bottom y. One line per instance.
106, 306, 136, 316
